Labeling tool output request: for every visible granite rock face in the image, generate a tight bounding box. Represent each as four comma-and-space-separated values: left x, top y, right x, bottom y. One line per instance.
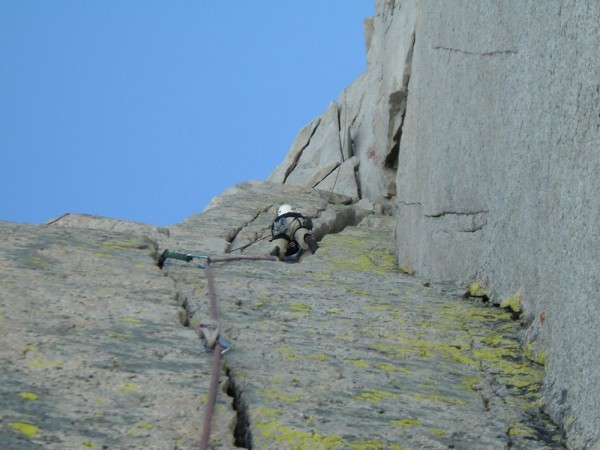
0, 220, 218, 449
1, 182, 565, 449
2, 0, 598, 447
270, 1, 600, 447
268, 102, 360, 201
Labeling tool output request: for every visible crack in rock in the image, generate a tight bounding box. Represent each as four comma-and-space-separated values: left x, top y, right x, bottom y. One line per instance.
426, 210, 489, 218
226, 205, 273, 243
310, 162, 342, 188
427, 210, 489, 234
432, 45, 518, 57
224, 366, 252, 449
386, 31, 415, 171
282, 119, 321, 184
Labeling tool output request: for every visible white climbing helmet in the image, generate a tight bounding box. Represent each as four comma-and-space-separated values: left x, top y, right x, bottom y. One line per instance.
278, 204, 293, 216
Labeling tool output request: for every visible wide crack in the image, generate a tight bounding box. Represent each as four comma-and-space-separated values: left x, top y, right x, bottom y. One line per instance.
224, 366, 253, 449
282, 119, 321, 184
158, 256, 254, 449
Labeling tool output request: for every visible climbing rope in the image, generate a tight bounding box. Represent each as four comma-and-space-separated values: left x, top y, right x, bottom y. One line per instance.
158, 250, 276, 449
226, 233, 271, 253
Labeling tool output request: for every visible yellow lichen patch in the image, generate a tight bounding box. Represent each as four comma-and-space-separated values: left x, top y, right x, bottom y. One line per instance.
507, 424, 535, 437
469, 281, 489, 298
22, 345, 38, 354
30, 256, 49, 267
93, 253, 114, 259
261, 389, 302, 403
347, 287, 372, 297
430, 428, 447, 437
120, 317, 141, 324
375, 363, 412, 374
117, 383, 140, 394
473, 347, 514, 360
346, 359, 369, 368
346, 439, 404, 450
9, 422, 40, 438
399, 264, 415, 275
321, 233, 397, 275
290, 302, 312, 313
462, 375, 483, 391
439, 305, 512, 323
275, 346, 297, 361
498, 322, 515, 331
524, 342, 548, 366
478, 354, 544, 401
500, 289, 522, 313
82, 441, 97, 448
408, 392, 466, 407
256, 419, 345, 449
354, 388, 400, 402
391, 418, 421, 427
138, 423, 153, 429
252, 406, 280, 419
370, 342, 414, 359
308, 353, 328, 362
565, 416, 575, 426
477, 334, 504, 347
27, 357, 63, 368
18, 392, 38, 400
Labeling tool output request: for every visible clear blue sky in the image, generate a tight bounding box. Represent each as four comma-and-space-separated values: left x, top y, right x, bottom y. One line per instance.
1, 2, 374, 226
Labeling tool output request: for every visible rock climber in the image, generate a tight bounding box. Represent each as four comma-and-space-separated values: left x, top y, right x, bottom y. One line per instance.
269, 204, 319, 261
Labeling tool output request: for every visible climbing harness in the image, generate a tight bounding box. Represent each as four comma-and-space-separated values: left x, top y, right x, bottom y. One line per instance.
270, 212, 313, 238
158, 249, 276, 450
269, 212, 314, 262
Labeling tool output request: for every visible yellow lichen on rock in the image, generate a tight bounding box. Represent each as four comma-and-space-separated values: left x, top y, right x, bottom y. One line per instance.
469, 280, 489, 298
501, 289, 522, 314
18, 392, 38, 400
256, 419, 345, 449
9, 421, 40, 438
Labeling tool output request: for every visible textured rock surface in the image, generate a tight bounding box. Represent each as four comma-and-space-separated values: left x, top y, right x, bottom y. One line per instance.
2, 0, 598, 446
268, 102, 359, 200
394, 5, 600, 445
270, 1, 600, 447
1, 182, 565, 448
0, 221, 225, 449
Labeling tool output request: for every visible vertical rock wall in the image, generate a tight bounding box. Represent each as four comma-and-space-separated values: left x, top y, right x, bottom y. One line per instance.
395, 2, 600, 448
271, 0, 600, 447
